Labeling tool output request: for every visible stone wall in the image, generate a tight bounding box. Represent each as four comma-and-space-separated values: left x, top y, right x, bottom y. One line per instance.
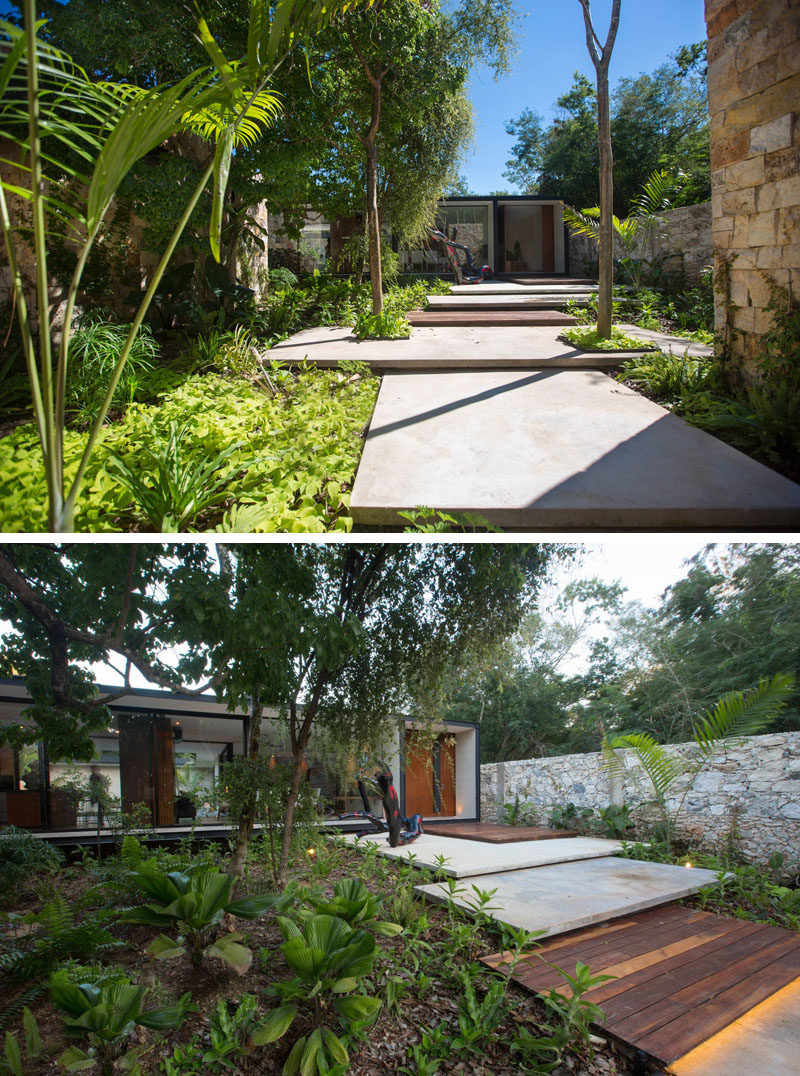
705, 0, 800, 372
480, 731, 800, 866
567, 202, 713, 286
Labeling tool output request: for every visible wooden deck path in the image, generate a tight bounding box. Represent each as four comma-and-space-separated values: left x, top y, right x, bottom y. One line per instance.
406, 309, 577, 327
482, 904, 800, 1067
422, 822, 577, 842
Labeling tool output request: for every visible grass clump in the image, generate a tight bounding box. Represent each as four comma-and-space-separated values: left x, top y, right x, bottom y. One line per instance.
559, 324, 654, 351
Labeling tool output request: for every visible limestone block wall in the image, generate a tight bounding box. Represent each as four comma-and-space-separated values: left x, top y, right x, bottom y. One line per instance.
705, 0, 800, 371
567, 202, 713, 285
480, 731, 800, 866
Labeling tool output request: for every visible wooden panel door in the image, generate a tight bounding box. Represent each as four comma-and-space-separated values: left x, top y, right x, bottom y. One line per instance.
154, 717, 175, 825
404, 731, 434, 816
541, 204, 555, 272
119, 715, 153, 817
438, 735, 456, 816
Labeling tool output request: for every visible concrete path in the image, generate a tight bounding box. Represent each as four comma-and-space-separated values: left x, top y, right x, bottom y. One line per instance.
349, 369, 800, 529
342, 832, 622, 877
669, 978, 800, 1076
616, 322, 714, 358
427, 294, 592, 309
450, 282, 597, 295
271, 325, 653, 369
414, 856, 720, 939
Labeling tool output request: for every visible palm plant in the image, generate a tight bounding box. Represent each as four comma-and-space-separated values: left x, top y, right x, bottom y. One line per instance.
564, 169, 682, 288
601, 673, 794, 852
121, 864, 276, 974
0, 0, 372, 531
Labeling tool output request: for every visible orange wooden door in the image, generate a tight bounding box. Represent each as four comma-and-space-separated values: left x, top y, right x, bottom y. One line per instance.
404, 731, 434, 816
439, 735, 456, 816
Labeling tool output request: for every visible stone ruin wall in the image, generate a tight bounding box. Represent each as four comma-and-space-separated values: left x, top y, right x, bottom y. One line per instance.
567, 202, 713, 286
705, 0, 800, 373
480, 731, 800, 867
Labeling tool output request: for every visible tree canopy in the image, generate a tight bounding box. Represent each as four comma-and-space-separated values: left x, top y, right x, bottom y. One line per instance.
503, 45, 710, 215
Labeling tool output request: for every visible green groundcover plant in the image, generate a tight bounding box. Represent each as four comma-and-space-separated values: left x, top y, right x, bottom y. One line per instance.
0, 365, 379, 532
558, 325, 653, 352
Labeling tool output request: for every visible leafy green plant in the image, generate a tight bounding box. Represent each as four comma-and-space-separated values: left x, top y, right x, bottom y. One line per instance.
398, 506, 501, 533
450, 967, 508, 1056
0, 1008, 41, 1076
301, 878, 403, 938
104, 414, 269, 531
65, 320, 159, 418
548, 803, 594, 831
503, 796, 535, 826
162, 995, 262, 1075
353, 308, 410, 340
602, 674, 794, 852
122, 864, 275, 973
50, 970, 196, 1074
0, 826, 63, 907
618, 350, 717, 399
269, 267, 299, 290
597, 803, 633, 839
254, 913, 382, 1075
559, 325, 652, 351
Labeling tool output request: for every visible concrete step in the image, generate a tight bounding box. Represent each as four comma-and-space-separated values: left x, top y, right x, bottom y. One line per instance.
407, 309, 577, 327
449, 283, 598, 296
414, 856, 721, 939
349, 369, 800, 529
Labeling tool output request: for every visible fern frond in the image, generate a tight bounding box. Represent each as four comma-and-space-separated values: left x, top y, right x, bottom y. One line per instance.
0, 983, 46, 1034
693, 674, 794, 759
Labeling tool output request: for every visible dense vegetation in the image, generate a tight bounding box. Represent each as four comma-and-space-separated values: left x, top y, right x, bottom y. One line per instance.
446, 544, 800, 761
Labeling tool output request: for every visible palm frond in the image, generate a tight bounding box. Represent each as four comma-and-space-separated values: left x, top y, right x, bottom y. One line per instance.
605, 732, 685, 800
629, 169, 680, 218
563, 205, 600, 238
692, 673, 794, 759
188, 86, 282, 148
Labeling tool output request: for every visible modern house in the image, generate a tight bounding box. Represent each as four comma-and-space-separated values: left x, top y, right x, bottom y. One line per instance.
0, 679, 479, 839
268, 196, 569, 279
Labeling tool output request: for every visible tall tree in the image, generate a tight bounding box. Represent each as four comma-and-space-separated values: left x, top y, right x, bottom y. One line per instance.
577, 0, 621, 338
0, 542, 558, 884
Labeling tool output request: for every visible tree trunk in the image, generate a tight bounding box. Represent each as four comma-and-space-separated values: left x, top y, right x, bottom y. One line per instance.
577, 0, 621, 340
229, 692, 264, 879
365, 82, 384, 315
596, 73, 613, 338
276, 728, 312, 889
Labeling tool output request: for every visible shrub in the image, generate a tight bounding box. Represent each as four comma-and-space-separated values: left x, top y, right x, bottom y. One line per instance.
269, 267, 299, 291
66, 320, 160, 419
0, 827, 63, 907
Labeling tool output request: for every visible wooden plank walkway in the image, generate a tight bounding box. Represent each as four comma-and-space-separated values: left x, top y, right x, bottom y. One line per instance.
422, 822, 577, 842
407, 310, 577, 327
481, 904, 800, 1067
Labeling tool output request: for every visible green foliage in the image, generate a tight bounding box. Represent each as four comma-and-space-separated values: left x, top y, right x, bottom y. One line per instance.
353, 309, 410, 340
162, 995, 263, 1076
398, 506, 501, 533
50, 970, 196, 1074
597, 803, 633, 839
269, 267, 299, 290
301, 878, 403, 938
122, 863, 276, 972
548, 803, 594, 832
0, 365, 379, 532
559, 325, 652, 351
603, 674, 794, 850
0, 1009, 41, 1076
65, 321, 159, 420
255, 911, 382, 1075
0, 826, 63, 907
618, 350, 718, 400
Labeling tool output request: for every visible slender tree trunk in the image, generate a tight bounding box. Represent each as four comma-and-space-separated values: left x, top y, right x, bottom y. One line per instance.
276, 696, 319, 889
578, 0, 621, 339
229, 692, 264, 878
366, 132, 383, 314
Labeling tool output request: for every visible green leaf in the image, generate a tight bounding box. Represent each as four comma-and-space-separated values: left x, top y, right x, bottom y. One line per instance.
205, 933, 253, 975
282, 1035, 307, 1076
3, 1032, 22, 1076
58, 1045, 97, 1073
209, 126, 234, 263
251, 1004, 297, 1045
226, 892, 277, 918
22, 1007, 41, 1057
50, 973, 90, 1018
138, 992, 197, 1030
301, 1028, 323, 1076
332, 995, 381, 1024
330, 977, 358, 994
372, 921, 404, 936
320, 1028, 348, 1065
147, 934, 186, 961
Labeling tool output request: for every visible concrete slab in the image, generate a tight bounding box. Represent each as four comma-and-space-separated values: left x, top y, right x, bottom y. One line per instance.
670, 978, 800, 1076
349, 369, 800, 529
270, 325, 650, 369
342, 833, 623, 877
615, 323, 714, 359
414, 856, 720, 938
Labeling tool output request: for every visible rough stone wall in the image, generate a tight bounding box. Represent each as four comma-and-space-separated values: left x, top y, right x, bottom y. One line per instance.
705, 0, 800, 372
567, 203, 713, 285
481, 731, 800, 866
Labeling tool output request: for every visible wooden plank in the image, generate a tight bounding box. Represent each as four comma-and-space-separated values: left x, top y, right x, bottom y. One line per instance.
404, 730, 434, 816
423, 822, 578, 843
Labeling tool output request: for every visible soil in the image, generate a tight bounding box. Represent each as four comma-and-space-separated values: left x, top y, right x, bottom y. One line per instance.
0, 845, 641, 1076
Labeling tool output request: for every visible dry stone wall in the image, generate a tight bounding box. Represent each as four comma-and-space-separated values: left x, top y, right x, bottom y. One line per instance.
568, 203, 713, 286
705, 0, 800, 373
481, 731, 800, 866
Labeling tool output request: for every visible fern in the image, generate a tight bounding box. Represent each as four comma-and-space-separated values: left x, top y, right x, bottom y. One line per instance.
693, 674, 793, 759
0, 984, 46, 1035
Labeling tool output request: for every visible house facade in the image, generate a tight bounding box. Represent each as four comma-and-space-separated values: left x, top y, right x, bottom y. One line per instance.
268, 196, 569, 278
0, 680, 479, 837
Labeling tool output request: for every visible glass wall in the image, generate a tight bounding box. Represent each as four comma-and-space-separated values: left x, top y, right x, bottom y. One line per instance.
399, 201, 492, 274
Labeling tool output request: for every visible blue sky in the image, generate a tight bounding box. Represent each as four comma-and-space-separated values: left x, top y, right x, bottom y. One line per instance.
462, 0, 708, 193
